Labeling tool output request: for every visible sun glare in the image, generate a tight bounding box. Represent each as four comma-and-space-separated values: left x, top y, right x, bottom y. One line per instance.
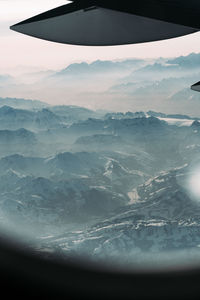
188, 168, 200, 200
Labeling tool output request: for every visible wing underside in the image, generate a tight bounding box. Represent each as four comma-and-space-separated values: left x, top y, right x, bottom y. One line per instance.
10, 1, 199, 46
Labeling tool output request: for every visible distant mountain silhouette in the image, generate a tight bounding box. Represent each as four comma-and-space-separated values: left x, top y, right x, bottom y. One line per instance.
53, 59, 145, 78
167, 52, 200, 69
0, 97, 49, 110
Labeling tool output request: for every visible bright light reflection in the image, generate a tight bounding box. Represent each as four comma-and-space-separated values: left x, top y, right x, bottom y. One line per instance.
188, 168, 200, 200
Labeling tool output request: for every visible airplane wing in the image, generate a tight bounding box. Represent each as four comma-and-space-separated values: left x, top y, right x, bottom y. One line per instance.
10, 0, 200, 46
191, 81, 200, 92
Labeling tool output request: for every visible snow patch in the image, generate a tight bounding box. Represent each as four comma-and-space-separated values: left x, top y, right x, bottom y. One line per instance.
128, 189, 140, 204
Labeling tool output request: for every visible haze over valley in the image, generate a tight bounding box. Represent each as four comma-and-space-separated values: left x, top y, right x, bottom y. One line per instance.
1, 52, 200, 115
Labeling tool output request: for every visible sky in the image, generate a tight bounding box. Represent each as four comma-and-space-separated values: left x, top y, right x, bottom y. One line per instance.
1, 0, 200, 73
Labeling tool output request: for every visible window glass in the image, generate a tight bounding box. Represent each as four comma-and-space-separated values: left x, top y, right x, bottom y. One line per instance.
1, 1, 200, 270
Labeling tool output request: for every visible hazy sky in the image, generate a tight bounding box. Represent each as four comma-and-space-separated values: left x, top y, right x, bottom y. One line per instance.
1, 0, 200, 72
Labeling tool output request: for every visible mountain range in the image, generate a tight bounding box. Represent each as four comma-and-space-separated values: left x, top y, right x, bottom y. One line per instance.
1, 52, 200, 113
1, 53, 200, 267
37, 164, 200, 267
